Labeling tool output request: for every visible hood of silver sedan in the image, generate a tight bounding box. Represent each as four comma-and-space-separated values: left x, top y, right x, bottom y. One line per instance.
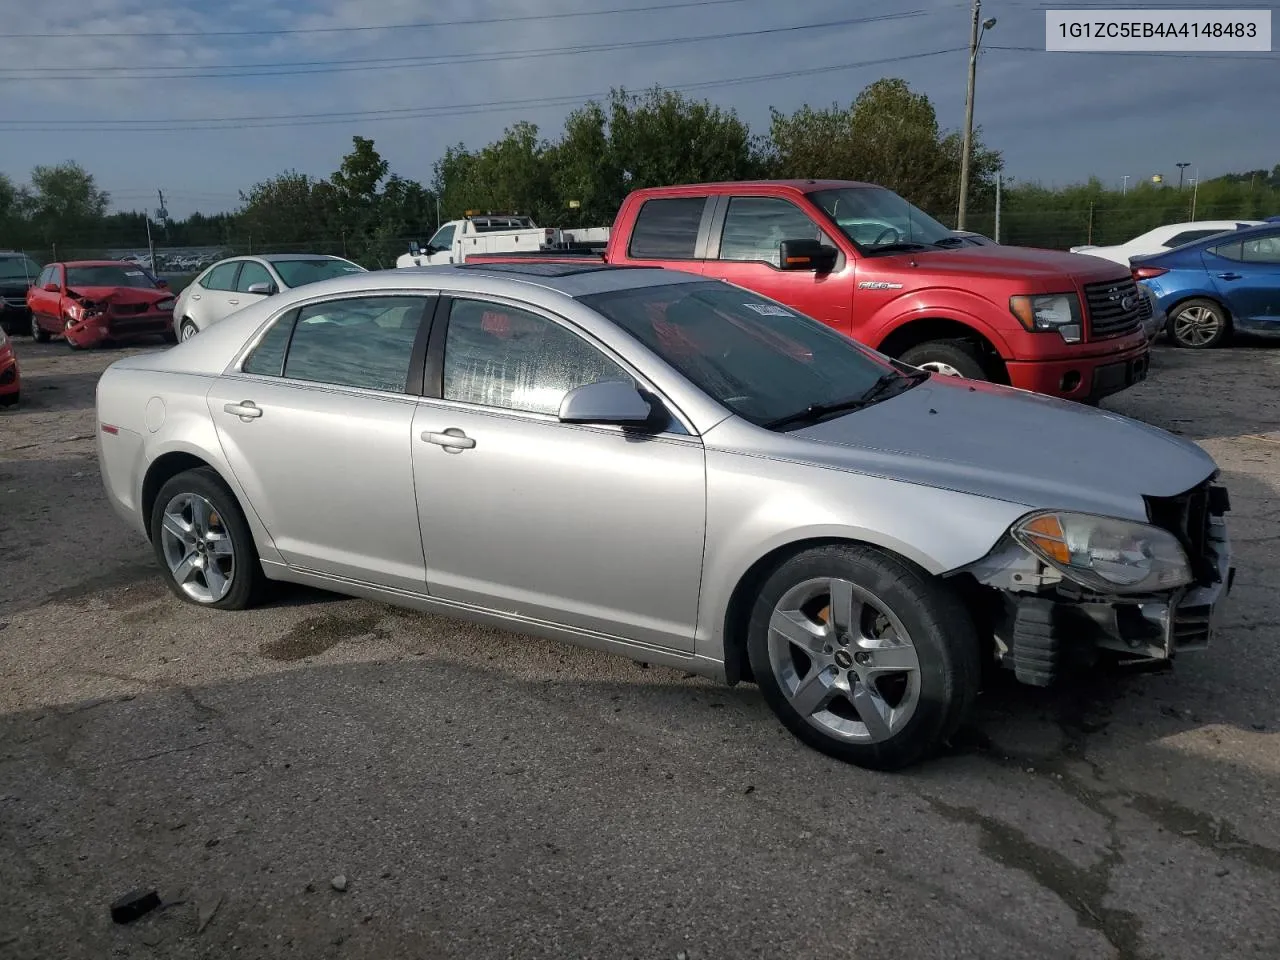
781, 375, 1217, 519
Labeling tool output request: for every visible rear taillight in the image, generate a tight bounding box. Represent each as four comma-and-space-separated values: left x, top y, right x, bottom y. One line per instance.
1132, 266, 1168, 280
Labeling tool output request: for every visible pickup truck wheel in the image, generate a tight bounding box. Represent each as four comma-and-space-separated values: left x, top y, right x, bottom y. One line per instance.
1168, 299, 1229, 349
746, 544, 980, 771
898, 340, 988, 380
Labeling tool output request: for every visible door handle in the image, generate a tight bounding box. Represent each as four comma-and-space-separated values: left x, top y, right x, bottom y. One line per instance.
227, 298, 240, 305
224, 400, 263, 421
421, 428, 475, 450
1217, 272, 1242, 281
191, 294, 201, 300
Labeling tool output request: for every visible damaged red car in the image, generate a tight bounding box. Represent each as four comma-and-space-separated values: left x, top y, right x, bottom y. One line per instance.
0, 326, 20, 407
27, 261, 177, 349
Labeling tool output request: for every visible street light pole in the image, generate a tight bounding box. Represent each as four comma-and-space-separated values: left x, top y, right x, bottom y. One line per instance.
957, 0, 995, 231
1176, 162, 1190, 190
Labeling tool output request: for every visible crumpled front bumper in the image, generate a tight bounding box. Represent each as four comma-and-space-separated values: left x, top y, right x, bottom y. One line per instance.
64, 310, 173, 348
992, 511, 1233, 686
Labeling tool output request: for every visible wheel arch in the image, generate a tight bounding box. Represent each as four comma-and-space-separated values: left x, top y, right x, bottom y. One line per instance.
875, 316, 1010, 384
720, 535, 934, 686
141, 452, 235, 541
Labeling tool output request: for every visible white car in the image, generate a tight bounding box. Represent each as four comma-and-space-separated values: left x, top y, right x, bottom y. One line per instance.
1070, 220, 1262, 266
173, 254, 366, 341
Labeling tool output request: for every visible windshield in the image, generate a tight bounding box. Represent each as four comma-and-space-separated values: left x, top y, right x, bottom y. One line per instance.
65, 264, 158, 288
0, 257, 41, 282
270, 258, 365, 288
809, 187, 952, 251
580, 280, 911, 428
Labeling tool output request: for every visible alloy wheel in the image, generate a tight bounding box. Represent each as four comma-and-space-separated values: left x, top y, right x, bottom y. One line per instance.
767, 577, 922, 743
1172, 305, 1222, 347
158, 492, 235, 603
917, 361, 963, 377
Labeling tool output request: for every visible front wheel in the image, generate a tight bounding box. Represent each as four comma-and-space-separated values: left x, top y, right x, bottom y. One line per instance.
1168, 298, 1230, 349
179, 318, 199, 342
63, 318, 83, 350
149, 467, 266, 610
746, 544, 980, 770
898, 339, 989, 380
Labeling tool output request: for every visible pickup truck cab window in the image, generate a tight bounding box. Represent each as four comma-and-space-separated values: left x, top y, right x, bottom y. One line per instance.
717, 197, 826, 267
809, 186, 952, 252
627, 197, 708, 260
428, 223, 456, 252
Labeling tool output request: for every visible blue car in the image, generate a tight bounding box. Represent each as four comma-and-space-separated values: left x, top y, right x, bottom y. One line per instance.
1132, 222, 1280, 348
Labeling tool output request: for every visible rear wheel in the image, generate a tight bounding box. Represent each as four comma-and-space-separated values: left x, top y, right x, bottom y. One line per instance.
31, 314, 50, 343
1168, 298, 1229, 349
746, 544, 980, 771
899, 339, 988, 380
149, 467, 266, 610
0, 392, 18, 408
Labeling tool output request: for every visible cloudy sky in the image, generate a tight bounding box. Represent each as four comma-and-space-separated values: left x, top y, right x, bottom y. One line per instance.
1, 0, 1276, 219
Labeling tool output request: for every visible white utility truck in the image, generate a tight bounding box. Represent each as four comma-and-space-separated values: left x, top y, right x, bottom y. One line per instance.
396, 213, 610, 267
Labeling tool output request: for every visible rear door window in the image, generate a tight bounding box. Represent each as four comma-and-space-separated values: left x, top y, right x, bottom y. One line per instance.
627, 197, 708, 260
203, 262, 241, 291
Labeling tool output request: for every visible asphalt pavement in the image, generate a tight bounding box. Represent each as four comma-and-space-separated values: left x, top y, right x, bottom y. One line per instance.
2, 337, 1279, 959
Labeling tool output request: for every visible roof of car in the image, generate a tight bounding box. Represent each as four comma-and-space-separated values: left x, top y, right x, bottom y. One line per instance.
260, 253, 350, 263
625, 179, 876, 197
396, 263, 697, 297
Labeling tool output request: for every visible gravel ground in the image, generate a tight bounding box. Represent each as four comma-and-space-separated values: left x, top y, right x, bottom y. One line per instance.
2, 337, 1279, 960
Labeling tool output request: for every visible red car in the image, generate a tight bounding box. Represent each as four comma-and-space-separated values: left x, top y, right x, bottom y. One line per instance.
0, 326, 20, 406
27, 260, 177, 349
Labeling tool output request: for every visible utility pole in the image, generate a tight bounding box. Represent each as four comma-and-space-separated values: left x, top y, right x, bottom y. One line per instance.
144, 217, 156, 274
156, 189, 169, 240
957, 0, 995, 231
1122, 175, 1130, 196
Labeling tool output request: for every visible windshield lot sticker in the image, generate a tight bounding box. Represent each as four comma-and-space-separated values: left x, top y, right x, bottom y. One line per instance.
859, 281, 904, 290
743, 303, 793, 316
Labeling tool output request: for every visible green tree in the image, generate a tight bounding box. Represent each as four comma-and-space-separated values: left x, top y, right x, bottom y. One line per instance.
22, 162, 110, 246
767, 78, 1001, 220
237, 171, 332, 249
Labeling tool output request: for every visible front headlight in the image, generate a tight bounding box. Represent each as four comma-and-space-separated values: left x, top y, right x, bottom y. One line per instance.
1009, 293, 1083, 344
1012, 511, 1192, 594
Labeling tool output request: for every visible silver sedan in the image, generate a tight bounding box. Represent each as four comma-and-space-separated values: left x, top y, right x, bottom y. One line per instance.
96, 263, 1234, 769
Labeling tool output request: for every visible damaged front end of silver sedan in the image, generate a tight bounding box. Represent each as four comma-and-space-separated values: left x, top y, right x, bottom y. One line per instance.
952, 477, 1234, 686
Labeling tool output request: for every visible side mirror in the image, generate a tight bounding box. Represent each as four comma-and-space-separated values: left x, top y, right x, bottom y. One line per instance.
43, 281, 59, 292
778, 239, 838, 272
558, 380, 656, 427
246, 282, 274, 295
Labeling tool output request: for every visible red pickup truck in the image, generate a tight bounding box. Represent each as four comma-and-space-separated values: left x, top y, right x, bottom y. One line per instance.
466, 180, 1152, 403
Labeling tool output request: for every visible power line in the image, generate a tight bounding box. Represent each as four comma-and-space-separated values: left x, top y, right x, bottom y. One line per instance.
990, 43, 1280, 62
0, 12, 931, 81
2, 0, 757, 40
0, 48, 966, 132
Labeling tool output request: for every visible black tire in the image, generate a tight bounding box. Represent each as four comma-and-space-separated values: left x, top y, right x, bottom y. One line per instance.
898, 339, 989, 380
1167, 298, 1230, 349
149, 466, 266, 611
746, 543, 981, 771
31, 314, 50, 343
0, 391, 18, 408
